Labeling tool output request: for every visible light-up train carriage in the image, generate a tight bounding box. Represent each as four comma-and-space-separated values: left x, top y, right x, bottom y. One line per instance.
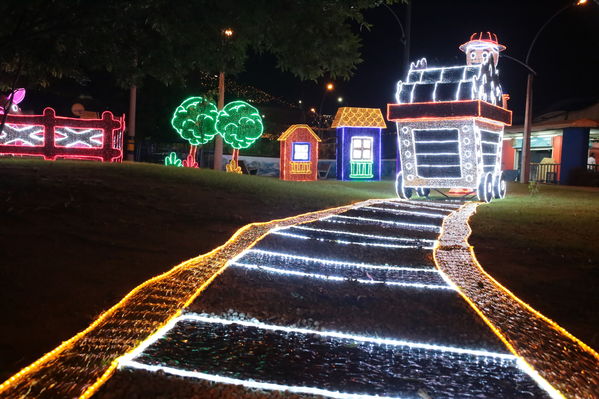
387, 33, 512, 202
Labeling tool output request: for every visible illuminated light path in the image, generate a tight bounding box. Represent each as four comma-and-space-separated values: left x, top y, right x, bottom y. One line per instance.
98, 200, 561, 398
1, 200, 597, 399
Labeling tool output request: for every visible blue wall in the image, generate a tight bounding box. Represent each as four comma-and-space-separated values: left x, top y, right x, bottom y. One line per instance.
336, 127, 382, 181
560, 127, 590, 185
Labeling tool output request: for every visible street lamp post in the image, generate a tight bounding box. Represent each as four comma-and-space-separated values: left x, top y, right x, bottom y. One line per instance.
519, 0, 588, 183
213, 28, 234, 171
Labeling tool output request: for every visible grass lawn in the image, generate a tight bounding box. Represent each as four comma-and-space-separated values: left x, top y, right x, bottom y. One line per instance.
0, 159, 597, 383
469, 182, 599, 351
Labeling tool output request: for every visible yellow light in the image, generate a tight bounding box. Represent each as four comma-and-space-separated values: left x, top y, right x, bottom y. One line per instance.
433, 202, 599, 399
310, 107, 316, 113
223, 28, 234, 37
0, 198, 390, 399
326, 83, 334, 91
576, 0, 587, 5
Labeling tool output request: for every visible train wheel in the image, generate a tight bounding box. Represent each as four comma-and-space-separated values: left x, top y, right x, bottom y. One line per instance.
416, 188, 430, 198
493, 172, 507, 199
477, 172, 493, 203
395, 172, 413, 199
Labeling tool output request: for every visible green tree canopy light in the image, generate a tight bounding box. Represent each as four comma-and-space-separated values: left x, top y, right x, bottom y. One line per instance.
171, 96, 219, 146
215, 101, 263, 150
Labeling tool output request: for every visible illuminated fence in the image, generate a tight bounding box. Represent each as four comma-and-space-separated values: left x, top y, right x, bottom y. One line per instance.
0, 107, 124, 162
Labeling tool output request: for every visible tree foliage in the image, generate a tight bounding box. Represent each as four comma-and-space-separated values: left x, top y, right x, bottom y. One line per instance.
171, 97, 219, 146
0, 0, 403, 90
215, 101, 264, 150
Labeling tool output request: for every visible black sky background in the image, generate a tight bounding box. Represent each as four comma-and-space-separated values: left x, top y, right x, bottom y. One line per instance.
23, 0, 599, 135
238, 0, 599, 124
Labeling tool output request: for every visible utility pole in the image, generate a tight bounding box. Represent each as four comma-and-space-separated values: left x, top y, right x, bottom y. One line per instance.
403, 0, 412, 76
213, 72, 225, 170
126, 85, 137, 161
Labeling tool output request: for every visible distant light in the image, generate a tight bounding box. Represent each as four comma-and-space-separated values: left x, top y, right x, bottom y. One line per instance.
326, 83, 334, 91
576, 0, 587, 4
261, 114, 265, 118
310, 107, 316, 113
223, 28, 234, 37
298, 100, 302, 104
337, 97, 343, 103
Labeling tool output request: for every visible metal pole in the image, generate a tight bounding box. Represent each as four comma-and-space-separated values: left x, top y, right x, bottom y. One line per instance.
403, 0, 412, 75
213, 71, 225, 170
520, 73, 534, 183
126, 85, 137, 161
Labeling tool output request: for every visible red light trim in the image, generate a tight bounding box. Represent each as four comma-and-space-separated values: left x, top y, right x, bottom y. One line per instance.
0, 108, 124, 162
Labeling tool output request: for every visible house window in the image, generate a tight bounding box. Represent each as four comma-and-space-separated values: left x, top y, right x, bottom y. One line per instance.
351, 137, 373, 161
292, 142, 310, 161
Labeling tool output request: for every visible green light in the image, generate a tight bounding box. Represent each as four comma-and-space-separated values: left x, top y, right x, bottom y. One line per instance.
215, 100, 264, 150
164, 152, 183, 167
171, 97, 219, 146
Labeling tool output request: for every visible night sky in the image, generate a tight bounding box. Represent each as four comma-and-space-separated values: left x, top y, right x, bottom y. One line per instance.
238, 0, 599, 124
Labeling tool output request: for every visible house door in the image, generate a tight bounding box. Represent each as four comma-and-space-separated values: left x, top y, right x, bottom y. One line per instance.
350, 137, 374, 178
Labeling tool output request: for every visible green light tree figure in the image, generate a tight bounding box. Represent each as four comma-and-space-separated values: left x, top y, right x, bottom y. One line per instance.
215, 100, 263, 172
170, 96, 218, 167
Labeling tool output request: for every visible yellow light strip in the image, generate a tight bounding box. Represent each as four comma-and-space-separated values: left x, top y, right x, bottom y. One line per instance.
0, 198, 391, 398
433, 202, 598, 399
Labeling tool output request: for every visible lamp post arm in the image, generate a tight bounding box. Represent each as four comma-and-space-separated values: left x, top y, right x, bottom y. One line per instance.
499, 53, 537, 75
525, 3, 571, 64
382, 3, 406, 44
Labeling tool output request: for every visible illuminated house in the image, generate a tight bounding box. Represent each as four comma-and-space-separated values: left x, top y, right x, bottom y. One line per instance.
387, 32, 512, 202
278, 124, 321, 181
331, 107, 386, 181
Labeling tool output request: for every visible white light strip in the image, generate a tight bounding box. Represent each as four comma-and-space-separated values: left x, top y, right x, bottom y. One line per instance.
417, 152, 460, 156
243, 249, 438, 273
288, 224, 438, 243
361, 206, 446, 219
325, 215, 441, 232
125, 314, 515, 359
515, 359, 565, 399
380, 201, 461, 211
118, 315, 561, 399
480, 141, 498, 145
120, 360, 410, 399
270, 231, 434, 249
231, 262, 449, 289
416, 164, 460, 168
414, 140, 459, 144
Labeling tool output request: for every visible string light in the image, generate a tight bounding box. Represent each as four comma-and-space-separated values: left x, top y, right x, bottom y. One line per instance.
0, 199, 372, 399
118, 314, 561, 399
331, 108, 386, 181
287, 224, 438, 243
323, 214, 441, 232
231, 262, 449, 289
0, 107, 124, 161
388, 34, 512, 201
434, 202, 597, 398
216, 100, 264, 150
270, 230, 435, 250
278, 124, 321, 181
243, 249, 438, 273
